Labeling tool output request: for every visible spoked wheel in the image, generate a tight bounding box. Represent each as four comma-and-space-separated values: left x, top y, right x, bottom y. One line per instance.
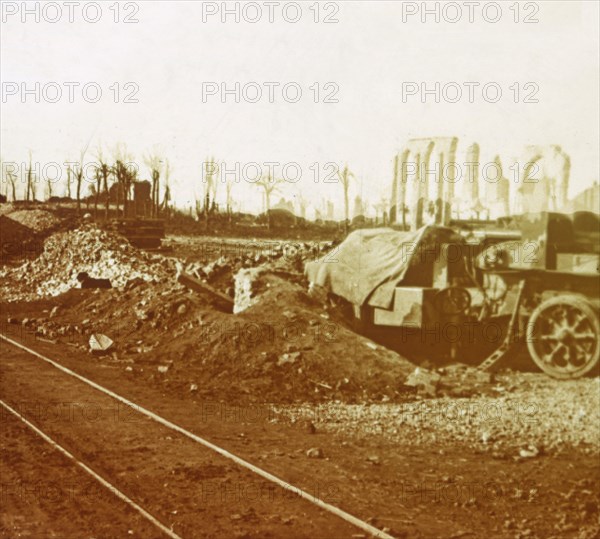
526, 295, 600, 379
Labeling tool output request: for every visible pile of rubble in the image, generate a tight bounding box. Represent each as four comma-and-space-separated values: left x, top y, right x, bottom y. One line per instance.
179, 240, 330, 297
0, 203, 16, 216
7, 209, 61, 233
0, 224, 174, 302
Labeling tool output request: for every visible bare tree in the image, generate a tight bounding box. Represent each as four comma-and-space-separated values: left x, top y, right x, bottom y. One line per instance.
46, 175, 53, 200
337, 164, 355, 232
294, 187, 308, 225
65, 163, 72, 199
0, 157, 17, 201
7, 170, 17, 201
256, 174, 284, 229
225, 174, 235, 221
25, 151, 35, 202
92, 166, 102, 217
201, 157, 217, 219
94, 147, 112, 220
161, 158, 172, 218
114, 159, 137, 218
144, 151, 162, 218
209, 162, 218, 213
196, 157, 217, 227
112, 143, 137, 217
75, 139, 93, 214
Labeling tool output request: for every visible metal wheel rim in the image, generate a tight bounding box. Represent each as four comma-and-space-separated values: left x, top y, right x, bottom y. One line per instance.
527, 297, 599, 379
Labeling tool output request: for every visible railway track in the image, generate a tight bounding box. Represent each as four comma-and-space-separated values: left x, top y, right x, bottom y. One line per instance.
1, 398, 184, 539
0, 333, 395, 539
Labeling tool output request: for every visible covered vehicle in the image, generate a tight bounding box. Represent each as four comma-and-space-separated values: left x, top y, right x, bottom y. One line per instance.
306, 225, 487, 359
306, 212, 600, 379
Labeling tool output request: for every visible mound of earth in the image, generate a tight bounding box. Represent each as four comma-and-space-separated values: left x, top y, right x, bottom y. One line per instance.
4, 270, 416, 403
0, 215, 33, 250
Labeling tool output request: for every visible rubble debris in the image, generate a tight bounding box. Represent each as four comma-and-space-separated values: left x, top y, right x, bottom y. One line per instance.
233, 267, 264, 313
277, 352, 301, 366
405, 367, 441, 397
6, 209, 61, 233
89, 333, 114, 353
519, 445, 540, 459
0, 224, 173, 302
306, 447, 324, 459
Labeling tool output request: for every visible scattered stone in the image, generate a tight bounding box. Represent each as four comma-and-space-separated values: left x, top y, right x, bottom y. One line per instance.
405, 367, 441, 397
306, 447, 324, 459
89, 333, 113, 353
519, 445, 540, 458
481, 431, 493, 444
233, 267, 263, 313
277, 352, 301, 367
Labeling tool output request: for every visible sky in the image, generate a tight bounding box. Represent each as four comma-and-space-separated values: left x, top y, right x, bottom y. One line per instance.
1, 0, 599, 218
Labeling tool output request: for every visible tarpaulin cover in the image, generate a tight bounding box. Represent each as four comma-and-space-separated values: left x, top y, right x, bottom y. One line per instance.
305, 226, 429, 309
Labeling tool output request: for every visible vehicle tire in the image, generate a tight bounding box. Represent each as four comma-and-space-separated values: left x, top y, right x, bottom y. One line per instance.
526, 295, 600, 379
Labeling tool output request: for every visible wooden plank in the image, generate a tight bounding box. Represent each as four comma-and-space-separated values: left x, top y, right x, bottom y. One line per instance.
177, 272, 234, 312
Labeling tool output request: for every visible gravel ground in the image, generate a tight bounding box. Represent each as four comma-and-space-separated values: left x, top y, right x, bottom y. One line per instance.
273, 372, 600, 456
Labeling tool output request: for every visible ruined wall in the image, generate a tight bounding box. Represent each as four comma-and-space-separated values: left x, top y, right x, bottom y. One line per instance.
391, 137, 457, 228
391, 139, 570, 228
484, 155, 510, 218
516, 145, 570, 214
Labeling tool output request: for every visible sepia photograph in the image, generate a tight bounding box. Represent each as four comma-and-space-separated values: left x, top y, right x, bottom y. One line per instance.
1, 1, 599, 538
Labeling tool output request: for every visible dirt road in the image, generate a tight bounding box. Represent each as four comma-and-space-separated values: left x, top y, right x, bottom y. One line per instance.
2, 336, 599, 539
